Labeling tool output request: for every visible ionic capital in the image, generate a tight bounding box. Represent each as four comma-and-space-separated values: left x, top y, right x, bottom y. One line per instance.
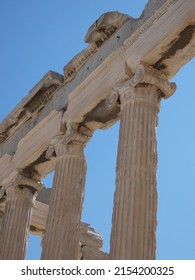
128, 63, 176, 99
108, 63, 176, 107
46, 124, 92, 158
2, 172, 43, 200
63, 123, 92, 145
105, 90, 120, 111
45, 135, 64, 159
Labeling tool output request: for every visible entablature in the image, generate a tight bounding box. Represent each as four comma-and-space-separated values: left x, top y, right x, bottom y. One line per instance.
0, 71, 63, 147
0, 0, 194, 185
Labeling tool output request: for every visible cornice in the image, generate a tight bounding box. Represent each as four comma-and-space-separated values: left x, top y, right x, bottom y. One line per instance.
124, 0, 179, 50
0, 71, 63, 145
63, 12, 132, 86
66, 0, 179, 104
85, 11, 131, 47
63, 45, 97, 84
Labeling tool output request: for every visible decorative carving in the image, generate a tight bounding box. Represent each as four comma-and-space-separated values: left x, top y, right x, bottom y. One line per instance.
25, 84, 59, 114
2, 172, 43, 196
63, 124, 91, 145
45, 144, 55, 159
0, 121, 15, 144
67, 0, 179, 101
124, 0, 179, 50
61, 0, 179, 97
128, 64, 146, 87
46, 124, 92, 159
0, 71, 63, 144
45, 135, 64, 159
18, 174, 43, 191
85, 11, 131, 47
63, 45, 97, 84
105, 91, 119, 110
0, 0, 180, 146
129, 63, 176, 98
114, 63, 176, 100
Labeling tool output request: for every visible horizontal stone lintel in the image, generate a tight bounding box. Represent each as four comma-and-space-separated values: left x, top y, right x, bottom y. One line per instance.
0, 0, 194, 182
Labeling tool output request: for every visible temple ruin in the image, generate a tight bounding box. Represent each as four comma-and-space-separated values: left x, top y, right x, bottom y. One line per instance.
0, 0, 194, 259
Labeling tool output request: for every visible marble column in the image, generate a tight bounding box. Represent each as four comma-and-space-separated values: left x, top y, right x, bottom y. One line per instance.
41, 125, 91, 260
0, 173, 43, 260
109, 64, 176, 259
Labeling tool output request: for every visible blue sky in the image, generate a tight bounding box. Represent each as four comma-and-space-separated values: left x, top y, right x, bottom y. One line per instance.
0, 1, 194, 260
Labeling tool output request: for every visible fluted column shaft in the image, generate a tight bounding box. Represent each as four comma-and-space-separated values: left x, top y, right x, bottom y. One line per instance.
0, 174, 42, 259
109, 63, 176, 259
110, 85, 161, 259
41, 127, 90, 259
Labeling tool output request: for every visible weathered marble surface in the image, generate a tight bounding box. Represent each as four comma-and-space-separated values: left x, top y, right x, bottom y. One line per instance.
1, 0, 194, 165
0, 0, 194, 260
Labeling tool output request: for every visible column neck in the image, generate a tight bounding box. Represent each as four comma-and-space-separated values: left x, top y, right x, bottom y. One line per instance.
119, 85, 161, 109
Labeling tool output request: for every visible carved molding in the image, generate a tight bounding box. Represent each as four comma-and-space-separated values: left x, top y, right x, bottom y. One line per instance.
46, 124, 92, 158
113, 63, 176, 102
85, 11, 131, 47
105, 91, 120, 110
0, 0, 182, 147
124, 0, 179, 50
45, 135, 63, 159
17, 173, 43, 191
63, 124, 91, 145
2, 172, 43, 199
119, 85, 162, 109
0, 71, 63, 145
26, 84, 59, 114
67, 0, 179, 103
129, 63, 176, 98
63, 45, 97, 84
